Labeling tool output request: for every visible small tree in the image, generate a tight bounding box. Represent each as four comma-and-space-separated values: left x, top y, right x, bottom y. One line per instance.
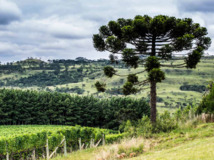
92, 15, 211, 123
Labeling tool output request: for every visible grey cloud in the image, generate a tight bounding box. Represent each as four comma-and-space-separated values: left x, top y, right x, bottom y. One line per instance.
0, 0, 22, 25
53, 34, 88, 40
178, 0, 214, 12
0, 0, 213, 63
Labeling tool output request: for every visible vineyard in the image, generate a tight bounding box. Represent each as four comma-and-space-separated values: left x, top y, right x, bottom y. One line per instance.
0, 125, 123, 160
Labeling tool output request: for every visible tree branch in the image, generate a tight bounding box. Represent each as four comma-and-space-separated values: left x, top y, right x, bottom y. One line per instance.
114, 70, 147, 77
135, 79, 150, 86
160, 63, 186, 68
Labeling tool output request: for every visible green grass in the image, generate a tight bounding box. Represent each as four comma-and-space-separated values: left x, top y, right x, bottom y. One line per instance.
129, 137, 214, 160
51, 123, 214, 160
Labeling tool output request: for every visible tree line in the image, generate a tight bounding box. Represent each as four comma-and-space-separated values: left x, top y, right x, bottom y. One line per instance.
0, 89, 150, 130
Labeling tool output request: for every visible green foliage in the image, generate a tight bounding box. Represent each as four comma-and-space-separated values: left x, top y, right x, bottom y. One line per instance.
103, 66, 116, 78
136, 116, 153, 137
197, 82, 214, 114
148, 68, 165, 83
122, 49, 139, 68
0, 89, 150, 130
0, 59, 112, 88
185, 47, 203, 69
123, 111, 178, 137
180, 84, 206, 93
127, 74, 138, 83
93, 14, 211, 87
145, 56, 160, 72
5, 70, 85, 87
158, 44, 173, 60
124, 120, 136, 137
118, 143, 144, 155
174, 34, 195, 51
55, 86, 85, 94
105, 133, 125, 144
174, 105, 197, 123
0, 125, 119, 156
106, 36, 126, 53
92, 34, 105, 51
154, 111, 178, 133
122, 82, 138, 95
95, 81, 106, 92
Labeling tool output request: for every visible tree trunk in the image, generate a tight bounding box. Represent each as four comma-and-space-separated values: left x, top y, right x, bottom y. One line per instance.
150, 81, 157, 123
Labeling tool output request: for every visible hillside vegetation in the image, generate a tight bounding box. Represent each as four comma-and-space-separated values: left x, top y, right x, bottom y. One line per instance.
0, 57, 214, 112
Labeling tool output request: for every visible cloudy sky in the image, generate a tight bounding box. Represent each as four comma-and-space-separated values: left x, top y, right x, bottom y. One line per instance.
0, 0, 214, 63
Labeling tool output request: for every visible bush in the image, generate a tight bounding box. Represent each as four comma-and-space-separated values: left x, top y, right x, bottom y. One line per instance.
136, 116, 153, 137
123, 111, 178, 137
105, 133, 125, 144
197, 82, 214, 114
154, 111, 178, 133
118, 138, 144, 156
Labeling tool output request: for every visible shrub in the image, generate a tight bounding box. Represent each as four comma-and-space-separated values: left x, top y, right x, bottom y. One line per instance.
105, 133, 125, 144
123, 112, 178, 137
136, 116, 153, 137
154, 111, 178, 133
197, 82, 214, 114
118, 138, 144, 156
124, 120, 136, 137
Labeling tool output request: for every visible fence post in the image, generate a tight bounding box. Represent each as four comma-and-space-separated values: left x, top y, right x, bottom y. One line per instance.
79, 138, 82, 150
46, 138, 49, 160
6, 142, 9, 160
102, 134, 105, 146
64, 136, 67, 156
90, 138, 94, 148
32, 148, 36, 160
6, 152, 9, 160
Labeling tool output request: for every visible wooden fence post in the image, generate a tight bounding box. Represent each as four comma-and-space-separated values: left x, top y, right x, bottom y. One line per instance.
64, 136, 67, 156
6, 142, 9, 160
46, 138, 49, 160
79, 138, 82, 150
32, 148, 36, 160
90, 138, 95, 148
6, 152, 9, 160
102, 134, 105, 146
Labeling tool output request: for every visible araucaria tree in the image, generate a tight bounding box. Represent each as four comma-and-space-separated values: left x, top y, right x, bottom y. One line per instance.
92, 15, 211, 123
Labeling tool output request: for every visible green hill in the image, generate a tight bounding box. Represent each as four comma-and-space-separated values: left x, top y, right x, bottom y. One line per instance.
0, 56, 214, 112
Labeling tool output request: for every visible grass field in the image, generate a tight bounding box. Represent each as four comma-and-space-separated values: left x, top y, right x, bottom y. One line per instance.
51, 123, 214, 160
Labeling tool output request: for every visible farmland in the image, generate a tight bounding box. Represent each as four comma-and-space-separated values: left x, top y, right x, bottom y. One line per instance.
0, 125, 122, 160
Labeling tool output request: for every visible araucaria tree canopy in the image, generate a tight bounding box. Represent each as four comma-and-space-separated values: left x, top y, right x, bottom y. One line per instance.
92, 15, 211, 123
